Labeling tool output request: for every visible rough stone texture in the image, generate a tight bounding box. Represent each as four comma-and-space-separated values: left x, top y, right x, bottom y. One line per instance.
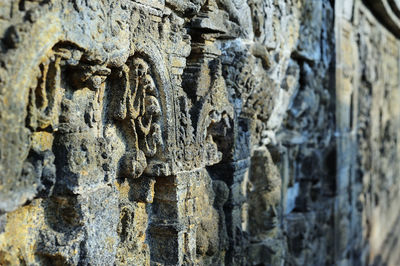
335, 1, 400, 265
0, 0, 399, 265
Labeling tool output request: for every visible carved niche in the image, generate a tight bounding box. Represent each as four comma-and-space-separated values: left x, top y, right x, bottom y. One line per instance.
23, 39, 167, 197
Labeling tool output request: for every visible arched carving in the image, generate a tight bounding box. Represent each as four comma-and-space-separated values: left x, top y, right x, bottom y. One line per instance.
365, 0, 400, 37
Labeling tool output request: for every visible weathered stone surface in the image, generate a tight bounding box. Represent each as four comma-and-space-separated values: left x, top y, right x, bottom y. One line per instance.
0, 0, 400, 265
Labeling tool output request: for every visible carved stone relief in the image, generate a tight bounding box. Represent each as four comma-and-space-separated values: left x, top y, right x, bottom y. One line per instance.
1, 0, 400, 265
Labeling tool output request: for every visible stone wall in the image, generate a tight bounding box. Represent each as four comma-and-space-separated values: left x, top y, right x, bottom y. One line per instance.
335, 1, 400, 265
0, 0, 399, 265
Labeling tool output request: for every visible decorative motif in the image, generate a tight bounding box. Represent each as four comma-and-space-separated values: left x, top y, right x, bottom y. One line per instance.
27, 44, 112, 131
112, 57, 163, 179
27, 47, 65, 131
